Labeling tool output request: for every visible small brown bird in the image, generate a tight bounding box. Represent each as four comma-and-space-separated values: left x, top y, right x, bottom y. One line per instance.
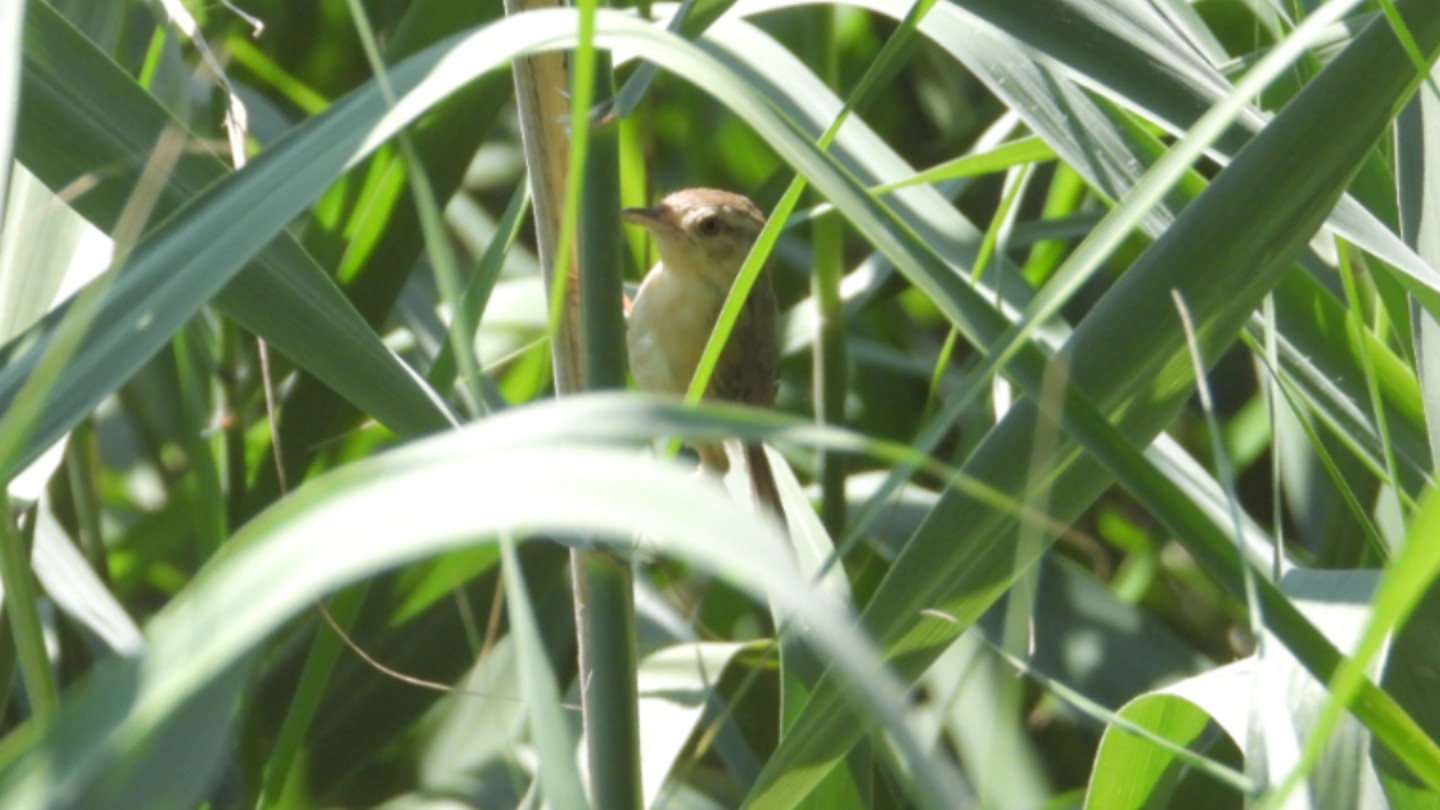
623, 188, 784, 523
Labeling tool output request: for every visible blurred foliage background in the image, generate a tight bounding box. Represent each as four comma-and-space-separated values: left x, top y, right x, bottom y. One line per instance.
2, 0, 1440, 808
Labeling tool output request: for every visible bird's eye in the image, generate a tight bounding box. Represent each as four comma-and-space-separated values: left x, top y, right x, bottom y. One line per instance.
697, 216, 722, 236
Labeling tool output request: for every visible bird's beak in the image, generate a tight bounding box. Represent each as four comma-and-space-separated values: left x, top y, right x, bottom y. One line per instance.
620, 206, 659, 227
620, 205, 676, 233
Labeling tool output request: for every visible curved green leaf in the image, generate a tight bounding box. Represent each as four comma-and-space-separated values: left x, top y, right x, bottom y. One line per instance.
0, 396, 945, 810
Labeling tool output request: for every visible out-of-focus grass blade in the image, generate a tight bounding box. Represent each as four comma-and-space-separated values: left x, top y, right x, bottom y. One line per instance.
170, 321, 225, 555
0, 396, 948, 810
1385, 68, 1440, 810
874, 137, 1056, 193
1149, 0, 1229, 65
637, 641, 749, 807
497, 533, 589, 809
224, 36, 329, 116
1377, 0, 1434, 77
408, 561, 573, 802
343, 0, 491, 416
32, 503, 143, 656
613, 0, 738, 118
254, 584, 368, 810
415, 636, 530, 803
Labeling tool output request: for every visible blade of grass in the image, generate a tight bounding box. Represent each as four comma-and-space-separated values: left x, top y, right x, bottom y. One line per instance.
0, 495, 54, 729
427, 182, 531, 395
0, 0, 22, 225
344, 0, 491, 419
499, 532, 591, 810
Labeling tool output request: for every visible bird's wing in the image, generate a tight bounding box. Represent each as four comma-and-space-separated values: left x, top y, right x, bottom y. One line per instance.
710, 273, 778, 408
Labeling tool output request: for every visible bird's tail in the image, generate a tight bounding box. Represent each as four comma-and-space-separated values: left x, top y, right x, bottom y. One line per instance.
744, 442, 787, 528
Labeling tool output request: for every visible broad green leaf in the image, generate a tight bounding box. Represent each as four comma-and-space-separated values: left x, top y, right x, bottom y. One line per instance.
1085, 668, 1245, 810
1086, 570, 1392, 809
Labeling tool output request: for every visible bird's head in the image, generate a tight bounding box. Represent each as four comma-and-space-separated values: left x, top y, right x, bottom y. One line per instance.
622, 188, 766, 286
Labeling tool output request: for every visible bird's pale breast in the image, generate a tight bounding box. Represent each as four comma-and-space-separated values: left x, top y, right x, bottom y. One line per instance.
627, 266, 726, 396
